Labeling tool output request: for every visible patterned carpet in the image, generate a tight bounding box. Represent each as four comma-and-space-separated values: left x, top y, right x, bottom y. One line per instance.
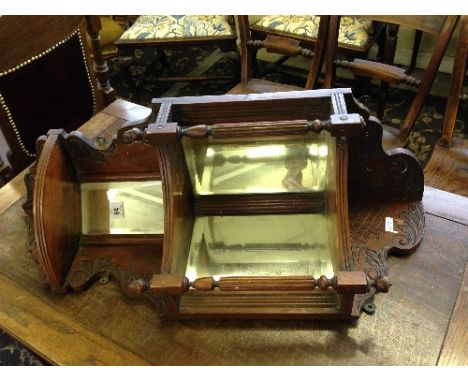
0, 330, 46, 366
1, 46, 466, 366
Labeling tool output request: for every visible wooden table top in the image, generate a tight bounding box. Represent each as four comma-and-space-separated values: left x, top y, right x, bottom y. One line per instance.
0, 173, 467, 365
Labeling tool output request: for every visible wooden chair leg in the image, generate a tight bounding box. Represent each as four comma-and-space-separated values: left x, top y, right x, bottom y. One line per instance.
439, 16, 468, 147
399, 16, 459, 140
305, 15, 330, 89
378, 23, 399, 120
324, 16, 340, 89
408, 30, 423, 74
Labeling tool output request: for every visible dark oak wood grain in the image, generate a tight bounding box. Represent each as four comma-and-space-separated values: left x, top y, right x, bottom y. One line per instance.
33, 132, 81, 292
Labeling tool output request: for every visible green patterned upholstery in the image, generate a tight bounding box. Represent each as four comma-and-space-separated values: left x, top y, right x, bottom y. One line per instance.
118, 15, 235, 40
253, 16, 373, 49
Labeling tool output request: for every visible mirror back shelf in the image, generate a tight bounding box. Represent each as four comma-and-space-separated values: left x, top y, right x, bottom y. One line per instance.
30, 89, 425, 321
31, 114, 165, 293
135, 89, 411, 319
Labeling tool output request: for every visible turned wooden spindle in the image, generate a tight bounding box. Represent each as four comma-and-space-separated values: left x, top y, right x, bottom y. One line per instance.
189, 275, 340, 292
247, 38, 300, 57
85, 16, 115, 103
180, 119, 333, 140
297, 46, 314, 58
318, 275, 333, 290
135, 272, 371, 296
335, 59, 421, 87
247, 37, 314, 59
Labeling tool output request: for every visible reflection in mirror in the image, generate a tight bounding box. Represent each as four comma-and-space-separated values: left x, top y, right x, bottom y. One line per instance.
185, 214, 336, 281
81, 181, 164, 235
183, 131, 334, 195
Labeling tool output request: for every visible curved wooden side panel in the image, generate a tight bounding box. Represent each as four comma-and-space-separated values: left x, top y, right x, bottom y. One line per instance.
33, 132, 81, 292
345, 94, 424, 202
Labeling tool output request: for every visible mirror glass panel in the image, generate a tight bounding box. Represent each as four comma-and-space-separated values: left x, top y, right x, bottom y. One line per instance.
185, 214, 336, 280
81, 180, 164, 235
183, 132, 333, 195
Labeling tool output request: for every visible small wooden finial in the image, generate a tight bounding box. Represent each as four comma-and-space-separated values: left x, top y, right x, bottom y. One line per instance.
318, 275, 330, 290
374, 276, 392, 293
127, 279, 148, 295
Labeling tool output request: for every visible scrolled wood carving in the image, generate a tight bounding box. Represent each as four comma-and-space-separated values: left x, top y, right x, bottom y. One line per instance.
65, 257, 164, 312
349, 201, 424, 313
59, 114, 152, 164
62, 130, 111, 163
348, 117, 424, 202
66, 257, 139, 294
391, 203, 425, 251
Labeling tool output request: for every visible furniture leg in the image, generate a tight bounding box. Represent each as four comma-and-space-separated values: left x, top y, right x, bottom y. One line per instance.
324, 16, 340, 88
399, 16, 459, 140
304, 15, 330, 89
439, 16, 468, 147
408, 30, 423, 74
378, 23, 399, 120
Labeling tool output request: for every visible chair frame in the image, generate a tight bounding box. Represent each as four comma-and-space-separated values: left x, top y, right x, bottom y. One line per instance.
249, 16, 379, 59
440, 15, 468, 147
329, 15, 460, 142
0, 16, 115, 173
114, 16, 239, 102
236, 15, 331, 91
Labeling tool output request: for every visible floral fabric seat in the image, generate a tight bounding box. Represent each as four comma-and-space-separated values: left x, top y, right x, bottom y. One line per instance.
253, 16, 373, 50
118, 15, 235, 41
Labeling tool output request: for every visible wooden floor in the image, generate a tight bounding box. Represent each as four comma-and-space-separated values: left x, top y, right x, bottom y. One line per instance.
381, 125, 468, 197
424, 137, 468, 196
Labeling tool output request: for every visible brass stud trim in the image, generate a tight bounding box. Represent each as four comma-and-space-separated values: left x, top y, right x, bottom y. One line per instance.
0, 29, 97, 157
